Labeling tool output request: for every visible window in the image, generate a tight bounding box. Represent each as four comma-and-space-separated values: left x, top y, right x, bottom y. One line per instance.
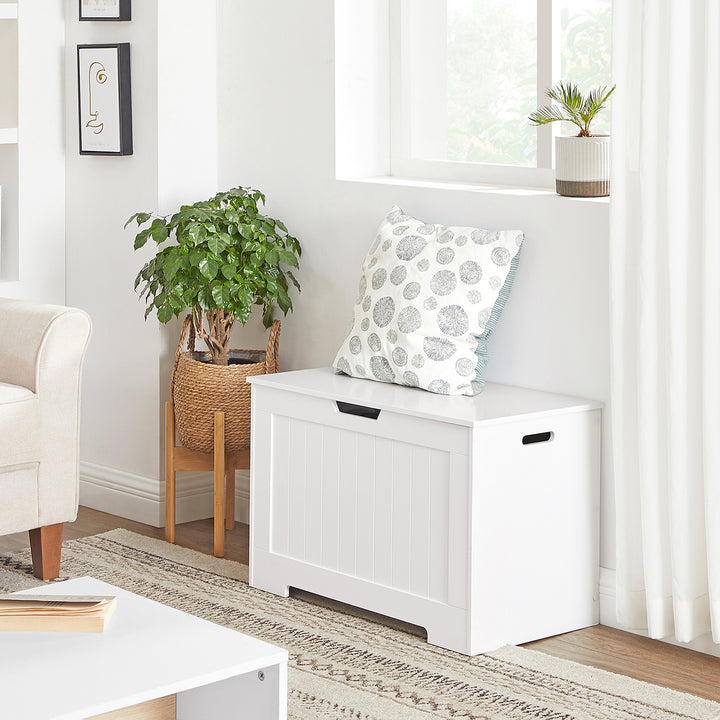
383, 0, 612, 187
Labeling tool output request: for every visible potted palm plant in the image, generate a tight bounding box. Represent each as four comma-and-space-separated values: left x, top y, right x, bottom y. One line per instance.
127, 186, 301, 453
529, 81, 615, 197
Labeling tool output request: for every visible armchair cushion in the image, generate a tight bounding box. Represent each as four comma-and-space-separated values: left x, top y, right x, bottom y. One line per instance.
0, 381, 35, 403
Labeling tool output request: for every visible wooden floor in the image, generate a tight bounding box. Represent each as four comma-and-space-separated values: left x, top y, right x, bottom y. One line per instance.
2, 506, 720, 702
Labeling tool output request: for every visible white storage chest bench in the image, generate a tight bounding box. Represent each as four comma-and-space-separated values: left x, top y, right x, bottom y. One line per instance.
248, 367, 601, 655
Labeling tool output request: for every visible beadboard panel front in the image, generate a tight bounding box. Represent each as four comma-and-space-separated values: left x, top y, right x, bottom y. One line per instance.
268, 413, 466, 607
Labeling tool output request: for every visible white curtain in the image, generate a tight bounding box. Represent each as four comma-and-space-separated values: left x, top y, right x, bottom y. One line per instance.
611, 0, 720, 643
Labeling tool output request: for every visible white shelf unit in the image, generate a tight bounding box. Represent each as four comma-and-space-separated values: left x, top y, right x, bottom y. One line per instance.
0, 4, 18, 20
0, 6, 17, 273
0, 128, 18, 144
0, 0, 65, 295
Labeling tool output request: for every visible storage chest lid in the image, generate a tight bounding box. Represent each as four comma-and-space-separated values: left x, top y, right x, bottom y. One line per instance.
248, 368, 601, 428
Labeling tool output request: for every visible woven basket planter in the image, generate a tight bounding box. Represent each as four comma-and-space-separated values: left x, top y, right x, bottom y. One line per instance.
171, 315, 280, 453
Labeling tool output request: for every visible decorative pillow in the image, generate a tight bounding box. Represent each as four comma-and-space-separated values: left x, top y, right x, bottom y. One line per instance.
333, 206, 524, 396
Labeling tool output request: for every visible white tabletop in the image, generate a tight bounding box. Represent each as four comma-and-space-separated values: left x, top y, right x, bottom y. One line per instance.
248, 367, 601, 427
0, 577, 287, 720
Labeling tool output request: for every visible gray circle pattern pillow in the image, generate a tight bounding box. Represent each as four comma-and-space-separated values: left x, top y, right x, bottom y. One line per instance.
333, 206, 524, 396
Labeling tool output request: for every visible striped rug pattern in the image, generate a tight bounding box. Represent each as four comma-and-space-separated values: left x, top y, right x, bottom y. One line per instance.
1, 529, 718, 720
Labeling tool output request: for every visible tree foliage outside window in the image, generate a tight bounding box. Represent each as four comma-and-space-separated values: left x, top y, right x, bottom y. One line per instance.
559, 0, 612, 135
444, 0, 611, 166
446, 0, 536, 166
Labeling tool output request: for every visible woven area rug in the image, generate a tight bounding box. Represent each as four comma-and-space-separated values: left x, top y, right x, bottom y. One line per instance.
1, 530, 718, 720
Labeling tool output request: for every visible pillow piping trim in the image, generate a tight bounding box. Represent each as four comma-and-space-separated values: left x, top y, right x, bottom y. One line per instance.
471, 240, 523, 392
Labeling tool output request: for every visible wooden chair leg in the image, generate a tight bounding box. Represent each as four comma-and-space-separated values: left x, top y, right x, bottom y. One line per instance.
165, 402, 176, 544
28, 523, 63, 580
213, 412, 225, 558
225, 458, 235, 532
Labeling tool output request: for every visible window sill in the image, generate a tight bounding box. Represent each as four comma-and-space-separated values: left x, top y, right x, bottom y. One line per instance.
339, 175, 611, 205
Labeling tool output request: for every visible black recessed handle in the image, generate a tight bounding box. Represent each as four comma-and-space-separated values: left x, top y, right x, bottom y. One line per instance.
336, 401, 381, 420
522, 431, 554, 445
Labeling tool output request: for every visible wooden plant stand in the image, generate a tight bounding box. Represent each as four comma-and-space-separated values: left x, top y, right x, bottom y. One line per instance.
165, 401, 249, 558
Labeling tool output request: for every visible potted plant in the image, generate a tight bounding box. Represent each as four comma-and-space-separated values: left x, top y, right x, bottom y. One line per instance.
127, 186, 301, 453
529, 81, 615, 197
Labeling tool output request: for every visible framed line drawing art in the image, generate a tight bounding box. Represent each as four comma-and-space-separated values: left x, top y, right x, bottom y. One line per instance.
77, 44, 133, 156
79, 0, 131, 21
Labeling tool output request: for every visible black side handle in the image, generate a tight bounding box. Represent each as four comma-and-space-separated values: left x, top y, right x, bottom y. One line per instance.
336, 401, 381, 420
522, 431, 554, 445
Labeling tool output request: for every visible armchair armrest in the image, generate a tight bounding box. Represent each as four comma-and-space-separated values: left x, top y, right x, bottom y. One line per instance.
0, 299, 90, 393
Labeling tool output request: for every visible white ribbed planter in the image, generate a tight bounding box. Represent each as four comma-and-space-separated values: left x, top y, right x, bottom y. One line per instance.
555, 135, 610, 197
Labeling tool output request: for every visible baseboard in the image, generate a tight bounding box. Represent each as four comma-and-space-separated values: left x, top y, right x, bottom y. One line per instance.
79, 461, 250, 529
597, 566, 720, 658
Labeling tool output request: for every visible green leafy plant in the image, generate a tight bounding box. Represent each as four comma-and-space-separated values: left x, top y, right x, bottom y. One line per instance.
528, 81, 615, 137
127, 186, 301, 366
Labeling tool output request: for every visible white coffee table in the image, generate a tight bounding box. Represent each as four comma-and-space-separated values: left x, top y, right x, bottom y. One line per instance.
0, 576, 288, 720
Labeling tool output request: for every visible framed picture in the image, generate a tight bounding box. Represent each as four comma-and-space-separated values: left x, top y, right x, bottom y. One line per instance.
79, 0, 131, 21
77, 44, 133, 156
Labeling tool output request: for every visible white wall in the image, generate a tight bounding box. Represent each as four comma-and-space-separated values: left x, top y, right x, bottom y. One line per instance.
215, 0, 614, 568
156, 0, 217, 212
64, 0, 161, 492
63, 0, 222, 526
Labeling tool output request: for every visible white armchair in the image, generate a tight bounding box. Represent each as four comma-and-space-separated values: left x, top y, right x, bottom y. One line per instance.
0, 298, 91, 579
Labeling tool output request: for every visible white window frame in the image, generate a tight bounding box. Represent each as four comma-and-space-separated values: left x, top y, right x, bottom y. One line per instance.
389, 0, 561, 188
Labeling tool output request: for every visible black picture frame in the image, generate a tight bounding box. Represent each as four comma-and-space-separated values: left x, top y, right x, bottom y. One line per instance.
79, 0, 131, 21
77, 43, 133, 156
